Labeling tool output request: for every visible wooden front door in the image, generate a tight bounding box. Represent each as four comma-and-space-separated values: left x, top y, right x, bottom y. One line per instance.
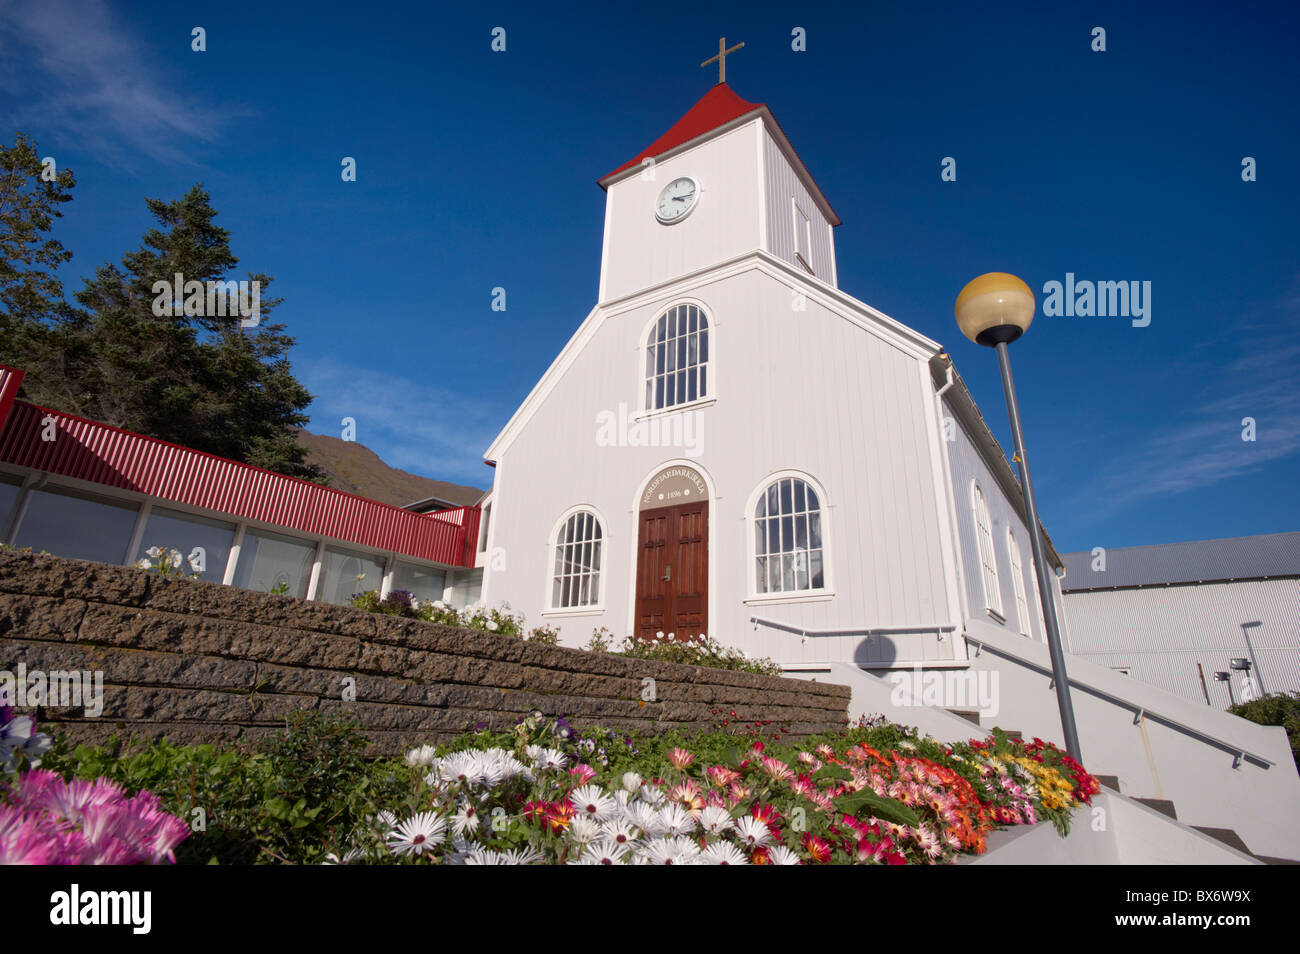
635, 501, 708, 640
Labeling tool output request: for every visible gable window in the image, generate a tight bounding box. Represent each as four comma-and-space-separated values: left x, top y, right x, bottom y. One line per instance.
645, 304, 709, 411
792, 201, 813, 274
753, 475, 826, 594
972, 483, 1003, 618
551, 509, 603, 609
1007, 529, 1031, 637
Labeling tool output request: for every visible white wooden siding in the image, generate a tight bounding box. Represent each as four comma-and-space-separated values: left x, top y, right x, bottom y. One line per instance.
763, 130, 836, 281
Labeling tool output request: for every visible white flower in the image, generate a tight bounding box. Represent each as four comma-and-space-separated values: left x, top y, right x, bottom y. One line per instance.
655, 803, 697, 837
450, 803, 480, 838
169, 550, 183, 568
462, 847, 506, 865
187, 554, 201, 572
621, 771, 642, 792
386, 812, 446, 857
571, 784, 618, 822
699, 805, 734, 835
569, 839, 631, 865
136, 559, 151, 569
637, 835, 701, 865
767, 844, 802, 865
433, 600, 446, 610
533, 747, 568, 771
145, 546, 162, 558
322, 848, 365, 865
622, 800, 663, 837
599, 818, 638, 846
405, 744, 438, 767
733, 816, 771, 848
500, 846, 543, 865
486, 620, 499, 632
568, 815, 602, 844
371, 810, 398, 832
700, 841, 749, 865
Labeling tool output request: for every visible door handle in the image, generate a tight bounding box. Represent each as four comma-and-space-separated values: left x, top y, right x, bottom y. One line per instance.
662, 564, 671, 582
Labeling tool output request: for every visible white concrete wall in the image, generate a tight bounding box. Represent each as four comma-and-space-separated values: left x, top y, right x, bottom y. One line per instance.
970, 792, 1260, 865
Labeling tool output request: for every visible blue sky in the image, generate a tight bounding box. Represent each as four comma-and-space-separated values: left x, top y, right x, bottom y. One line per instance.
1, 0, 1296, 554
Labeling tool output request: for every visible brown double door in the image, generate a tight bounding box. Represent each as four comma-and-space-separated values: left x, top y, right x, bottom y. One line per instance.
635, 501, 708, 641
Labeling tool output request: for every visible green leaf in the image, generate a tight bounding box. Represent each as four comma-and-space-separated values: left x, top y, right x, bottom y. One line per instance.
835, 789, 921, 828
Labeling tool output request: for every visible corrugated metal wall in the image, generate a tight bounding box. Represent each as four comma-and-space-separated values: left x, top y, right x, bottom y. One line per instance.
1063, 578, 1300, 706
0, 400, 479, 567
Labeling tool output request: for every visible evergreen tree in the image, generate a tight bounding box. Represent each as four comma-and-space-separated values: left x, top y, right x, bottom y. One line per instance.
0, 141, 324, 483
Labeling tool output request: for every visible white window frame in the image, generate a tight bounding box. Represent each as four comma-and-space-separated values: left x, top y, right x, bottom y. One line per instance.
639, 301, 712, 415
744, 470, 834, 604
971, 482, 1003, 619
543, 505, 606, 615
1006, 528, 1031, 637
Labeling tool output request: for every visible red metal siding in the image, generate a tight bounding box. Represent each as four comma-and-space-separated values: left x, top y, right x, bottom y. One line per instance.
0, 365, 24, 432
0, 399, 479, 567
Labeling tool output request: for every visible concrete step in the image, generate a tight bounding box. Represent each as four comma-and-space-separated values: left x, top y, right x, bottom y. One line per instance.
1191, 826, 1253, 856
944, 709, 982, 726
1095, 774, 1121, 791
1133, 797, 1178, 820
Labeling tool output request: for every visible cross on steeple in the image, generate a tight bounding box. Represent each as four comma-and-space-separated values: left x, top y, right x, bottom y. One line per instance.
701, 36, 744, 84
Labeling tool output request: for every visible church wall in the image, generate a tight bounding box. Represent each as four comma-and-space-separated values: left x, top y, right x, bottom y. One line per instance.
485, 263, 954, 667
762, 130, 836, 282
943, 399, 1052, 641
599, 122, 764, 304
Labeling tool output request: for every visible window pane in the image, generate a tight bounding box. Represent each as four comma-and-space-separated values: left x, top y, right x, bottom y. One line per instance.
806, 487, 819, 511
755, 557, 767, 593
699, 329, 708, 363
755, 519, 766, 554
795, 514, 808, 549
14, 486, 138, 565
809, 512, 822, 548
781, 480, 793, 513
782, 553, 796, 591
140, 507, 236, 583
391, 561, 447, 603
231, 529, 315, 599
793, 480, 806, 512
810, 551, 824, 589
0, 475, 20, 532
318, 546, 388, 606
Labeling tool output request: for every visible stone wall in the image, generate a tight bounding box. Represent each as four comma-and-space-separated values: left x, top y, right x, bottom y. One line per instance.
0, 551, 850, 754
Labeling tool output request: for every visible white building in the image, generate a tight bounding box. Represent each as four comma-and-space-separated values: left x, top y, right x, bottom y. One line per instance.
477, 82, 1068, 665
1061, 533, 1300, 707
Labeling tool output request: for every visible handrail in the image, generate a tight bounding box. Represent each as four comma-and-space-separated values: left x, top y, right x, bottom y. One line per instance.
749, 616, 958, 639
963, 633, 1276, 770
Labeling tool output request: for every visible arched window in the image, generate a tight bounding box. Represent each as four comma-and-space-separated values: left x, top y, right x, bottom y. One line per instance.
754, 475, 826, 594
645, 303, 709, 411
1007, 529, 1031, 637
972, 483, 1003, 617
550, 510, 603, 609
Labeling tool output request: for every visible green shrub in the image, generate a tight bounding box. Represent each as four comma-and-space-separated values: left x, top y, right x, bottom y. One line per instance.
1230, 691, 1300, 771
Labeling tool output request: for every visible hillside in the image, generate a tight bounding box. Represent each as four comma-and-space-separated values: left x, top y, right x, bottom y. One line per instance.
295, 430, 484, 509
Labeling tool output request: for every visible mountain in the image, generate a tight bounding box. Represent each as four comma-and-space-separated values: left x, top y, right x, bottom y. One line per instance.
294, 430, 484, 509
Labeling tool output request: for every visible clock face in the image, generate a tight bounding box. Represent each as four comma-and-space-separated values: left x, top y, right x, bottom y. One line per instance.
655, 176, 699, 224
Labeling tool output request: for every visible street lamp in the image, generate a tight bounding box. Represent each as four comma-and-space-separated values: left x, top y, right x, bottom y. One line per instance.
1240, 622, 1267, 696
955, 272, 1083, 761
1213, 670, 1236, 706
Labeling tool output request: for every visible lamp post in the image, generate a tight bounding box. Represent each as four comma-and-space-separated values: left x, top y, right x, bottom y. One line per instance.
954, 272, 1083, 761
1213, 670, 1236, 706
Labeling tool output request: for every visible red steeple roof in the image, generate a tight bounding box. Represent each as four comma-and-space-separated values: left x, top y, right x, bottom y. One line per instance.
600, 83, 765, 183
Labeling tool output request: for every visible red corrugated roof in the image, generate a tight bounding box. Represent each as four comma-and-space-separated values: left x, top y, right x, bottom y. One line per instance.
600, 83, 764, 183
0, 397, 480, 567
0, 365, 24, 432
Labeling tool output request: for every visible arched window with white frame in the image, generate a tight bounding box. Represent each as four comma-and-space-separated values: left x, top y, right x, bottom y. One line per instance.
972, 482, 1003, 617
752, 474, 828, 595
644, 303, 709, 411
1006, 528, 1031, 637
549, 509, 603, 610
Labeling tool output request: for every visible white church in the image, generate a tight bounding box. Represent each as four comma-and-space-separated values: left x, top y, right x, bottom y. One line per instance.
477, 79, 1065, 667
471, 75, 1300, 862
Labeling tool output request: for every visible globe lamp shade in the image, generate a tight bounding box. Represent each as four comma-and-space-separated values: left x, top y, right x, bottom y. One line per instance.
954, 272, 1036, 347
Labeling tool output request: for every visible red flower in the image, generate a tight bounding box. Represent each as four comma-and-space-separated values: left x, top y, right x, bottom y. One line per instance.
802, 834, 833, 864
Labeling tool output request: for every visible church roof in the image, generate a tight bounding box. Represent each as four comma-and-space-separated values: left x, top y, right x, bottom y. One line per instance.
600, 83, 764, 182
598, 83, 840, 225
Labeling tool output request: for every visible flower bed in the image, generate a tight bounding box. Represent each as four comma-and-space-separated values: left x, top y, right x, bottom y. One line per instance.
26, 709, 1098, 865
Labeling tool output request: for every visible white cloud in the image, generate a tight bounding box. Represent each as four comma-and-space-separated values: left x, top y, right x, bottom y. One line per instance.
0, 0, 234, 164
297, 356, 509, 487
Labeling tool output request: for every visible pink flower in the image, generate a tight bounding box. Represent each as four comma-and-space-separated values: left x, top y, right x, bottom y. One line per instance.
568, 764, 597, 785
668, 748, 695, 770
